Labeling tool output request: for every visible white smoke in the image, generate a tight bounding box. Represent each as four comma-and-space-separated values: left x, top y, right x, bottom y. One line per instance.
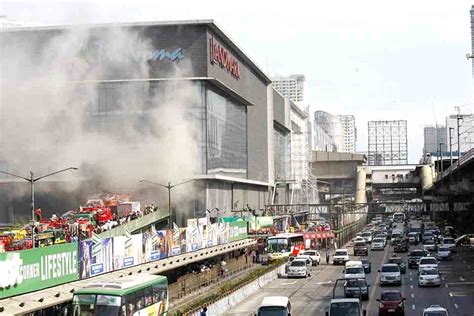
0, 26, 200, 215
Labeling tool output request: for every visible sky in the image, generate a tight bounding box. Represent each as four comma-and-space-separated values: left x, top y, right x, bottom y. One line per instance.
1, 0, 473, 163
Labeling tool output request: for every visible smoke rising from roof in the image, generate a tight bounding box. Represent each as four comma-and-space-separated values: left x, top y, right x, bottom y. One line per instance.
0, 25, 200, 218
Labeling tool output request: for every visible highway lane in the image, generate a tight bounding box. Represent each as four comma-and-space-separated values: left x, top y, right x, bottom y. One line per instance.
225, 242, 474, 315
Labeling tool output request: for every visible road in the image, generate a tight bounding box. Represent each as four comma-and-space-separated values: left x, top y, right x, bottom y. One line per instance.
224, 243, 474, 315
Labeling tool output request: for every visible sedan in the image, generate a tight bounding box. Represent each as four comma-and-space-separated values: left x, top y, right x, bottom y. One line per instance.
436, 246, 453, 261
418, 267, 441, 287
423, 239, 437, 253
377, 290, 406, 316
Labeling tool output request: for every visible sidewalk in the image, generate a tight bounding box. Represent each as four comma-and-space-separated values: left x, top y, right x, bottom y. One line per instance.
169, 261, 262, 310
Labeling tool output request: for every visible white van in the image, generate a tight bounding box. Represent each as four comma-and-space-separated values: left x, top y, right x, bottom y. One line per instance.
256, 296, 292, 316
344, 260, 366, 280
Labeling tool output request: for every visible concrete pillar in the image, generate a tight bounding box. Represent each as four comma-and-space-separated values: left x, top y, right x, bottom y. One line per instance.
355, 169, 367, 204
421, 165, 434, 191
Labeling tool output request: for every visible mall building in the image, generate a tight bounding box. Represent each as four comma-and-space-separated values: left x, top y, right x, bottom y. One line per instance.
0, 20, 294, 222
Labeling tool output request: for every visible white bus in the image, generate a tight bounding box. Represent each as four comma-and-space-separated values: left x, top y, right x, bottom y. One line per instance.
267, 233, 304, 261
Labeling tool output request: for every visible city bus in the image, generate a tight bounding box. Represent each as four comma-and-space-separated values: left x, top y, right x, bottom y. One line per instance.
267, 233, 305, 261
392, 212, 406, 224
72, 274, 168, 316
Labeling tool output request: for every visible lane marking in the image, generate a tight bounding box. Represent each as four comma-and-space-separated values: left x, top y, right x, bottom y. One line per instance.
410, 278, 413, 281
282, 281, 297, 285
460, 276, 466, 281
454, 303, 459, 309
445, 284, 449, 288
410, 285, 413, 289
411, 293, 414, 298
412, 304, 416, 310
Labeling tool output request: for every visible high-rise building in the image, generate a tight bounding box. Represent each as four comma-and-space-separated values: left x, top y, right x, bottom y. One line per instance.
313, 111, 357, 153
272, 74, 305, 102
368, 120, 408, 165
423, 126, 447, 155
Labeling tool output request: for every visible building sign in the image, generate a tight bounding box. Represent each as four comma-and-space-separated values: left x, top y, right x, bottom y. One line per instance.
0, 243, 79, 299
209, 37, 241, 80
148, 47, 184, 63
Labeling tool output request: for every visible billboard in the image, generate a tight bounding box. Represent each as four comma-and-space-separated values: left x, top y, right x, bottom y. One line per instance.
229, 220, 248, 241
144, 230, 169, 262
0, 243, 79, 298
113, 234, 143, 270
186, 218, 202, 252
79, 238, 114, 278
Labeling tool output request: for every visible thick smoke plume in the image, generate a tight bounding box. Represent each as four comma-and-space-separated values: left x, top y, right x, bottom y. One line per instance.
0, 26, 200, 219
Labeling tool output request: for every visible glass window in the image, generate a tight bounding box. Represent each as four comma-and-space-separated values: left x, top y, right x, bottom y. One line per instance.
381, 291, 401, 301
96, 295, 121, 316
206, 89, 247, 177
258, 306, 288, 316
274, 128, 291, 179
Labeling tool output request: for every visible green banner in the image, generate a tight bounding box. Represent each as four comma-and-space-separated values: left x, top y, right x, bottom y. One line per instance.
229, 220, 248, 241
0, 243, 79, 298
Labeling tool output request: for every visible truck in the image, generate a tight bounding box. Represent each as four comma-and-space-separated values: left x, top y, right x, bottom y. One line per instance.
117, 202, 141, 217
325, 278, 367, 316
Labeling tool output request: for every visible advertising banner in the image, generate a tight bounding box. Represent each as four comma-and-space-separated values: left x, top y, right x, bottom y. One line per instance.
79, 237, 113, 279
0, 243, 79, 298
145, 230, 169, 262
217, 222, 230, 244
113, 234, 143, 270
186, 218, 201, 252
229, 220, 248, 241
250, 216, 274, 231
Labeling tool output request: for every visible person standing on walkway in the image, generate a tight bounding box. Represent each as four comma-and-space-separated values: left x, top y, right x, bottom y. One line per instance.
200, 306, 208, 316
325, 247, 331, 264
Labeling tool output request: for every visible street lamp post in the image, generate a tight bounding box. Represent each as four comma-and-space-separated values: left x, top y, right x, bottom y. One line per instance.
439, 142, 444, 174
139, 179, 195, 227
0, 167, 78, 248
449, 127, 454, 167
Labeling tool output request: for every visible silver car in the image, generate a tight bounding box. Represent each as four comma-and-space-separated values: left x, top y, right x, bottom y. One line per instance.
436, 246, 452, 261
379, 263, 401, 286
287, 259, 310, 278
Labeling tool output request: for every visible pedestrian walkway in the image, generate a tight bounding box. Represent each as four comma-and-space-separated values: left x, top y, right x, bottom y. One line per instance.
170, 260, 260, 311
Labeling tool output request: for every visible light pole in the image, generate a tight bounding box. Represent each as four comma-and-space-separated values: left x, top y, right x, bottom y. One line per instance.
449, 127, 454, 167
438, 142, 444, 174
0, 167, 78, 248
139, 179, 195, 227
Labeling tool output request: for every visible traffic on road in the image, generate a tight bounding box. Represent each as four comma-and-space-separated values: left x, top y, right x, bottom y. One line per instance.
225, 212, 474, 315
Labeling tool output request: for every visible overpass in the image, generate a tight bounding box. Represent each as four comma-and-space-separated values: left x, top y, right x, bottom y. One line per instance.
0, 239, 255, 315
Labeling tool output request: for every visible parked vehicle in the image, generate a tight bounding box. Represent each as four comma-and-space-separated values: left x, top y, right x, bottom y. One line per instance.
418, 267, 441, 287
353, 241, 369, 256
377, 290, 406, 316
379, 264, 401, 286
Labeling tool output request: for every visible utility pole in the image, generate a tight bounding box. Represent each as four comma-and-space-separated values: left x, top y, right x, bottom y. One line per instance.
449, 127, 454, 167
439, 142, 444, 174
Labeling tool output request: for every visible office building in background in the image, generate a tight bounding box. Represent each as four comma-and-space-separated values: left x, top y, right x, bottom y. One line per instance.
423, 126, 447, 156
368, 120, 408, 165
272, 74, 305, 102
313, 111, 356, 153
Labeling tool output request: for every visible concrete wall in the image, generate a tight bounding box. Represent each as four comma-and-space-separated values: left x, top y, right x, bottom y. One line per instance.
272, 90, 286, 127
